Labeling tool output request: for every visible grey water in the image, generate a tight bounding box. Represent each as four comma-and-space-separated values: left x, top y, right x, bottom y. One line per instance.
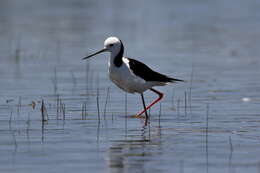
0, 0, 260, 172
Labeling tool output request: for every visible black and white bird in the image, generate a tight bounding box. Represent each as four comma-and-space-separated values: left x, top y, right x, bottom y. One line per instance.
83, 37, 183, 123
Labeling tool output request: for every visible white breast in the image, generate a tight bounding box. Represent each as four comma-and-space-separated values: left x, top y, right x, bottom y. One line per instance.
108, 57, 153, 93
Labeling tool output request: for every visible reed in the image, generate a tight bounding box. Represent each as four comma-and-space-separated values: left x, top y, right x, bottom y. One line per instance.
17, 96, 22, 115
184, 92, 187, 116
229, 136, 233, 152
62, 103, 66, 120
96, 87, 100, 122
103, 87, 110, 119
205, 103, 209, 173
9, 109, 13, 131
159, 103, 162, 127
26, 113, 31, 137
228, 135, 234, 172
85, 60, 90, 95
189, 63, 194, 113
70, 70, 77, 89
41, 99, 48, 122
112, 113, 114, 122
41, 119, 45, 143
12, 132, 17, 152
124, 93, 128, 135
82, 102, 87, 120
56, 95, 60, 119
177, 98, 181, 117
125, 92, 127, 117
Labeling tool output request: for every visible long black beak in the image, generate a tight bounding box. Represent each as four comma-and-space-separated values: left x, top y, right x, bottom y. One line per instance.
82, 48, 108, 60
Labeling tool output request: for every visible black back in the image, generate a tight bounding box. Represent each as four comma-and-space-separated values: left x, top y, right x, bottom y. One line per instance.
128, 58, 183, 82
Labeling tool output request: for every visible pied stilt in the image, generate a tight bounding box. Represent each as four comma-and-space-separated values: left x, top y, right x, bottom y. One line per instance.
83, 37, 183, 124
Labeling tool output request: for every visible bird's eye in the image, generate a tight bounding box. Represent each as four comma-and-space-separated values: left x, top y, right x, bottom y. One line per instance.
109, 44, 114, 47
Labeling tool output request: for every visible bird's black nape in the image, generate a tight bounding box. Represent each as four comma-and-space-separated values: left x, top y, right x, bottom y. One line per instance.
113, 40, 124, 67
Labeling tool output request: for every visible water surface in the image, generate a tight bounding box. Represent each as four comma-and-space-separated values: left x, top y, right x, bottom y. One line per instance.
0, 0, 260, 173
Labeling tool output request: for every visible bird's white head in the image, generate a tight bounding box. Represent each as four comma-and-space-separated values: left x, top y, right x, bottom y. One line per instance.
83, 36, 123, 60
104, 37, 122, 53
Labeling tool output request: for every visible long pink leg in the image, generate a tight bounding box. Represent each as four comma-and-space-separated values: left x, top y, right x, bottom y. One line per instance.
136, 88, 164, 117
140, 93, 149, 121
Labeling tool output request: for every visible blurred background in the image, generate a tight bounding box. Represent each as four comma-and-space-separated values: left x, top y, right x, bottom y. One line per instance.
0, 0, 259, 96
0, 0, 260, 173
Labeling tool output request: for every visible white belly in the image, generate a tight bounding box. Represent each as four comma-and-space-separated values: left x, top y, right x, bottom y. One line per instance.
109, 63, 152, 94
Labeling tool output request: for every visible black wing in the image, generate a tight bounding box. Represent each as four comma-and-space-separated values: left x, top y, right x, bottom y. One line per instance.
127, 58, 183, 82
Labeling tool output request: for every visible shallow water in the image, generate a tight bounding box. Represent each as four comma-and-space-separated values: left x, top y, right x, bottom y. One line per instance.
0, 0, 260, 173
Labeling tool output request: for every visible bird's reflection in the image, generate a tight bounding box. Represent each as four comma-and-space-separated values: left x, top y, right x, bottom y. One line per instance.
106, 125, 162, 173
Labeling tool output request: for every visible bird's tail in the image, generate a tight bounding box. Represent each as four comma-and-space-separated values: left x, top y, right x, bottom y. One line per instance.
167, 77, 185, 83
